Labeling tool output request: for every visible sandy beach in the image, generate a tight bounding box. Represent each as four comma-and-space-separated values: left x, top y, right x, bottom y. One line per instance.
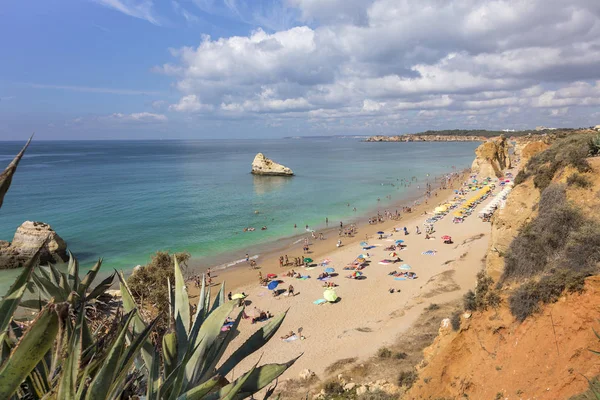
187, 170, 502, 385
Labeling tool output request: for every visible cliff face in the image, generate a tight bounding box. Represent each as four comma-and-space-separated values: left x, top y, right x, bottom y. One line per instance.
0, 221, 68, 269
251, 153, 294, 176
365, 135, 485, 142
408, 277, 600, 400
470, 136, 511, 178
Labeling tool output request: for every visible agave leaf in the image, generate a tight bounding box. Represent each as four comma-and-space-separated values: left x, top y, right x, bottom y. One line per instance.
185, 300, 237, 386
106, 316, 158, 400
84, 311, 135, 400
37, 266, 52, 284
208, 282, 225, 315
162, 332, 177, 379
0, 303, 60, 399
67, 252, 79, 292
19, 297, 47, 310
85, 272, 115, 301
198, 308, 243, 382
261, 381, 279, 400
173, 256, 190, 334
31, 273, 67, 302
229, 356, 302, 400
47, 262, 63, 287
0, 135, 31, 209
78, 259, 102, 297
146, 352, 161, 400
57, 302, 85, 400
0, 251, 39, 336
176, 375, 221, 400
189, 276, 207, 346
217, 310, 288, 378
58, 270, 70, 293
160, 340, 203, 400
117, 271, 153, 372
205, 362, 258, 400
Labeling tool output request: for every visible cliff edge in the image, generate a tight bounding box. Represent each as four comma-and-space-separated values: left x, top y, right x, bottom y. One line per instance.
471, 136, 511, 178
251, 153, 294, 176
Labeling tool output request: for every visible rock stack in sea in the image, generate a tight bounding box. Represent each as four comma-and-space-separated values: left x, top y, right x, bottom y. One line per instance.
0, 221, 68, 269
251, 153, 294, 176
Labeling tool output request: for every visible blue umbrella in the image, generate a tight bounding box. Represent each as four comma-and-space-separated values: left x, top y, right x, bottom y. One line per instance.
395, 240, 404, 244
360, 241, 368, 247
267, 281, 279, 290
325, 267, 335, 273
377, 231, 384, 235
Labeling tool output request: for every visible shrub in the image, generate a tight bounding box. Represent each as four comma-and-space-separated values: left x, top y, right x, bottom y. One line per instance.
358, 391, 398, 400
323, 380, 345, 395
451, 311, 461, 331
514, 170, 528, 185
566, 173, 591, 188
425, 303, 440, 311
508, 269, 588, 321
127, 250, 191, 331
377, 347, 392, 358
590, 133, 600, 156
394, 352, 408, 359
398, 370, 418, 388
503, 184, 584, 280
463, 290, 476, 311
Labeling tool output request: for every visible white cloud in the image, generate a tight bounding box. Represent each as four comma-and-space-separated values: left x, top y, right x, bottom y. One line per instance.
94, 0, 160, 25
169, 95, 214, 112
172, 1, 199, 24
157, 0, 600, 131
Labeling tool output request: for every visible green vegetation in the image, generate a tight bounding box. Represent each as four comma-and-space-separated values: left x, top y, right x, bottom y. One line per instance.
463, 271, 501, 312
567, 173, 592, 188
450, 311, 461, 331
377, 347, 392, 358
127, 250, 191, 331
589, 133, 600, 156
0, 140, 296, 399
514, 133, 593, 191
397, 370, 418, 388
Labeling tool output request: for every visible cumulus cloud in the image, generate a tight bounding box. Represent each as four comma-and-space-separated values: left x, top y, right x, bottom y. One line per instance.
160, 0, 600, 131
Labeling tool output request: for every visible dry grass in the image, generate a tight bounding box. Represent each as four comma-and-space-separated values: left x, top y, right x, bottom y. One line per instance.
324, 357, 359, 375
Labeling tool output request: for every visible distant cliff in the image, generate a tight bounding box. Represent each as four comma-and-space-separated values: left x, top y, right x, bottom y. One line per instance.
364, 134, 486, 142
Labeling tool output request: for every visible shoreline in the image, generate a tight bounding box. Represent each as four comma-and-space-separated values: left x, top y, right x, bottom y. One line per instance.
184, 168, 468, 281
198, 164, 500, 389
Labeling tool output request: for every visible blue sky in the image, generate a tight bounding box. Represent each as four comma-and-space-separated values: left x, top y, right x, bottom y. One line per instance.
2, 0, 600, 140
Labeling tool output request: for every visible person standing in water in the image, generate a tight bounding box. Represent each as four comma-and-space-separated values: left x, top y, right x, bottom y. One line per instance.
326, 217, 328, 226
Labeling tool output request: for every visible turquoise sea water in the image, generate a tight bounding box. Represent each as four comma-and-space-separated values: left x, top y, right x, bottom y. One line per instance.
0, 139, 478, 288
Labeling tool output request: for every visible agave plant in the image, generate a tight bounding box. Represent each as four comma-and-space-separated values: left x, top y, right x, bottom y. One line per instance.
118, 256, 300, 399
590, 133, 600, 156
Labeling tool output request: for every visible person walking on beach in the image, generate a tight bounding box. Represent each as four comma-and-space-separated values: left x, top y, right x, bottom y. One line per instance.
326, 217, 328, 226
285, 255, 289, 265
340, 221, 343, 228
206, 268, 211, 279
245, 253, 249, 262
288, 285, 295, 297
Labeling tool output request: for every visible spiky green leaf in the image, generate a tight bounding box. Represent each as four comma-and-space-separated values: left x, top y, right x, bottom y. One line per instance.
85, 272, 115, 301
0, 135, 31, 209
217, 310, 288, 378
57, 302, 85, 400
0, 303, 60, 399
78, 259, 102, 297
174, 256, 190, 334
0, 251, 39, 335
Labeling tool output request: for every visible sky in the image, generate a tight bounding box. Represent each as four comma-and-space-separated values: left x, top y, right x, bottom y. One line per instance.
2, 0, 600, 140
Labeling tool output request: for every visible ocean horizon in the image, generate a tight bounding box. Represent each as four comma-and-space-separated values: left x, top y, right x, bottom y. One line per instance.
0, 138, 479, 290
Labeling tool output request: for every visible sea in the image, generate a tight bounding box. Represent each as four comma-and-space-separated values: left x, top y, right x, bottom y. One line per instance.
0, 139, 479, 291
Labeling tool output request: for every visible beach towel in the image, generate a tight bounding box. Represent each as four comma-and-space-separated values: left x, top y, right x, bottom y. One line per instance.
363, 246, 376, 250
283, 335, 298, 342
305, 267, 316, 271
394, 277, 406, 281
317, 277, 331, 281
422, 250, 437, 256
300, 275, 310, 280
378, 260, 391, 265
313, 299, 327, 305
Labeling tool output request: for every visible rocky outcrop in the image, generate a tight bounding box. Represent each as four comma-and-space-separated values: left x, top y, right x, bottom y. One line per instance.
471, 136, 511, 178
0, 221, 68, 269
517, 140, 550, 164
365, 135, 485, 142
251, 153, 293, 176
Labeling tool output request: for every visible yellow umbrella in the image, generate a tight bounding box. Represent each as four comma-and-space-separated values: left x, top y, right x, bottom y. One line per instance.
323, 288, 338, 302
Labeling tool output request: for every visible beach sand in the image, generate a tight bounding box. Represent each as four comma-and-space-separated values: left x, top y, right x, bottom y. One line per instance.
187, 172, 495, 386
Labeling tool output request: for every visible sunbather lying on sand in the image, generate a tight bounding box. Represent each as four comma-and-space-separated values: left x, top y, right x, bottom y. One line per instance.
322, 281, 337, 288
281, 331, 296, 340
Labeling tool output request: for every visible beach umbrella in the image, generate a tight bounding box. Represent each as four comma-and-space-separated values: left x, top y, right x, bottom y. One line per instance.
377, 231, 385, 235
360, 241, 368, 247
303, 258, 313, 263
325, 267, 335, 273
395, 240, 404, 244
353, 271, 363, 277
323, 288, 338, 302
389, 252, 398, 257
441, 235, 451, 240
267, 281, 279, 291
231, 293, 245, 300
399, 264, 411, 270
